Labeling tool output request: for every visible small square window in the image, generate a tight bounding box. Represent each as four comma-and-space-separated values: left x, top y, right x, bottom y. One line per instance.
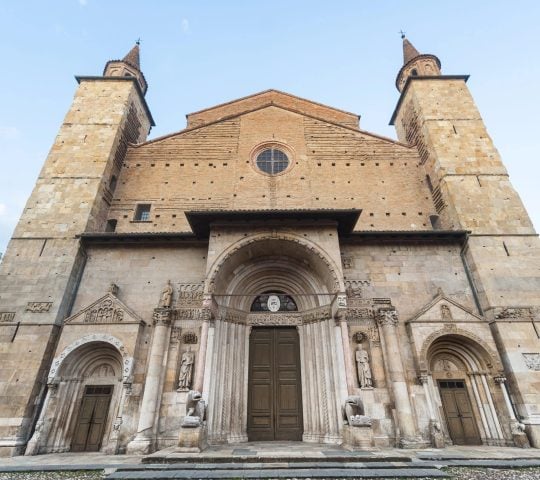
134, 204, 151, 221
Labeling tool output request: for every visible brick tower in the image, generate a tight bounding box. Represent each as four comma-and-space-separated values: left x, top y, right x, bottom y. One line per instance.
391, 35, 540, 446
0, 44, 154, 455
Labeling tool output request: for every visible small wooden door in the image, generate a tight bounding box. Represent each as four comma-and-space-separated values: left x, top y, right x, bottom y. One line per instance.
439, 380, 481, 445
72, 385, 113, 452
248, 327, 303, 441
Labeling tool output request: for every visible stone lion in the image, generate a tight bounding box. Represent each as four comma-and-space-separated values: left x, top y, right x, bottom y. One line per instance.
342, 395, 372, 427
182, 390, 206, 428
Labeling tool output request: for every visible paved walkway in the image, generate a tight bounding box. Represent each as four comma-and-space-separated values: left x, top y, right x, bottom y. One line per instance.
0, 444, 539, 467
0, 444, 538, 478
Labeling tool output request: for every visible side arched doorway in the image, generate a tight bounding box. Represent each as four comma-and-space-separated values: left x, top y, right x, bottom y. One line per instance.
27, 339, 127, 454
203, 234, 348, 445
427, 334, 506, 446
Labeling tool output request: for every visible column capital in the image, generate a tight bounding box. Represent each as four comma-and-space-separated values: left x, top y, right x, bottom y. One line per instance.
152, 308, 172, 326
418, 373, 429, 385
376, 308, 398, 327
494, 375, 507, 384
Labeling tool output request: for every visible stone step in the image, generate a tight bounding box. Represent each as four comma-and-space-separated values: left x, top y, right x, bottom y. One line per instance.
142, 454, 414, 464
107, 465, 448, 479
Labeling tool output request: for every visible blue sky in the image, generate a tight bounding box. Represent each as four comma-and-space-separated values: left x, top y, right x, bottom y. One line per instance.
1, 1, 539, 253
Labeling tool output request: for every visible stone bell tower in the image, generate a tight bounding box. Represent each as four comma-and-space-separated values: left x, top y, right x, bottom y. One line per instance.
391, 36, 540, 447
0, 43, 154, 455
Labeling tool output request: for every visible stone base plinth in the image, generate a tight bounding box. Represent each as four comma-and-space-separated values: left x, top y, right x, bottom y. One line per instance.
342, 425, 373, 450
398, 436, 430, 449
126, 436, 154, 455
513, 432, 530, 448
178, 425, 207, 452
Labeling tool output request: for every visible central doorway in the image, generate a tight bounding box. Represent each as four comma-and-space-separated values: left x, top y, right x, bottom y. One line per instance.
72, 385, 113, 452
438, 380, 481, 445
247, 327, 303, 441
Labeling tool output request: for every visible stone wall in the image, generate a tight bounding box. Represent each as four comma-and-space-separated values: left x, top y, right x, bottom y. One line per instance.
109, 105, 435, 233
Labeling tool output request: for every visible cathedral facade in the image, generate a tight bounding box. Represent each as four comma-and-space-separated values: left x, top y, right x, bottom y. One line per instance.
0, 38, 539, 456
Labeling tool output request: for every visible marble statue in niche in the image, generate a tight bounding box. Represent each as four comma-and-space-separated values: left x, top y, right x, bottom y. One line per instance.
160, 280, 173, 308
177, 350, 195, 392
354, 333, 373, 388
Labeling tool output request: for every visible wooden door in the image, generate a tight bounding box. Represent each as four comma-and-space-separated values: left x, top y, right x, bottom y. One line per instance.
248, 327, 303, 441
72, 385, 113, 452
439, 380, 481, 445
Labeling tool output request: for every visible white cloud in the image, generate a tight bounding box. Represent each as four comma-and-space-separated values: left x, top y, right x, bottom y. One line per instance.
0, 127, 20, 140
181, 18, 190, 34
78, 0, 88, 6
0, 204, 6, 217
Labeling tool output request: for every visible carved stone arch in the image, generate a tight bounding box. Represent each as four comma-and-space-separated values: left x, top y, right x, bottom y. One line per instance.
418, 328, 502, 373
205, 232, 344, 295
48, 334, 134, 384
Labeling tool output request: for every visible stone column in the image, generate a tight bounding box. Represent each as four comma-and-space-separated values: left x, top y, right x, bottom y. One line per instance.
127, 308, 172, 454
418, 374, 445, 448
376, 308, 419, 447
494, 375, 530, 447
338, 314, 356, 393
193, 294, 216, 393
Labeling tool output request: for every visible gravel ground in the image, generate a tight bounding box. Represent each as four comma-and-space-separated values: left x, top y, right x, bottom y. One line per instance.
0, 471, 105, 480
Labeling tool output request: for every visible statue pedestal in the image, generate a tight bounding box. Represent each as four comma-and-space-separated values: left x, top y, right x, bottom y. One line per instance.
342, 425, 373, 450
177, 425, 207, 452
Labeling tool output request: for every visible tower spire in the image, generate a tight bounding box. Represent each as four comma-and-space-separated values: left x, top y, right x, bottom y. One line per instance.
103, 42, 148, 95
395, 35, 441, 92
402, 35, 421, 65
121, 42, 141, 71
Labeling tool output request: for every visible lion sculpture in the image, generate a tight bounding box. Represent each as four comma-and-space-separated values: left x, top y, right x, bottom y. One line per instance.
342, 395, 372, 427
181, 390, 206, 428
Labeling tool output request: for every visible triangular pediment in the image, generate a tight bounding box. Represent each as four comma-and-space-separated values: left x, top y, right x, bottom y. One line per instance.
407, 291, 483, 324
185, 89, 360, 129
65, 293, 145, 325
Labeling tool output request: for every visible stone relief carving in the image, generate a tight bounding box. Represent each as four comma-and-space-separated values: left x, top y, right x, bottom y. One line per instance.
26, 302, 52, 313
376, 308, 398, 326
342, 396, 372, 427
170, 327, 182, 343
522, 353, 540, 371
176, 283, 204, 308
177, 350, 195, 392
181, 390, 206, 428
159, 280, 174, 308
182, 332, 198, 344
48, 333, 134, 383
355, 346, 373, 388
248, 313, 302, 326
0, 312, 15, 322
341, 255, 353, 269
346, 308, 374, 321
153, 308, 173, 325
441, 304, 452, 321
495, 307, 536, 319
345, 280, 370, 299
174, 308, 211, 321
337, 295, 347, 308
353, 331, 366, 344
367, 325, 380, 344
84, 298, 124, 323
108, 283, 119, 296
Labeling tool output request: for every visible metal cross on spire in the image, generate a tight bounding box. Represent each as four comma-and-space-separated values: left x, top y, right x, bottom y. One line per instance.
399, 30, 406, 39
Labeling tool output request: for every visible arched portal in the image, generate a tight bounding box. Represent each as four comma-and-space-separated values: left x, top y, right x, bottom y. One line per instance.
426, 334, 506, 446
30, 341, 126, 454
203, 235, 347, 444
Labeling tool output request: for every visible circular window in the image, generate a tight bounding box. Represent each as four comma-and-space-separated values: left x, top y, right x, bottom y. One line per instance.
256, 148, 289, 175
